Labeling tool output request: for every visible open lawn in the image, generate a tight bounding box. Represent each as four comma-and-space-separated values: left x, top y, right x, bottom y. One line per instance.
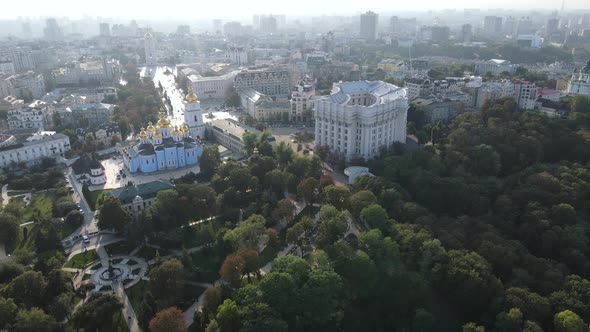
65, 249, 98, 269
104, 241, 130, 256
126, 280, 147, 314
190, 248, 222, 283
135, 246, 169, 261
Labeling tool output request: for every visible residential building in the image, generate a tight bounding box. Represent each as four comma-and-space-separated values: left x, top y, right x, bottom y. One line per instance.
52, 58, 117, 86
290, 81, 316, 122
7, 99, 53, 130
405, 78, 433, 100
513, 80, 536, 110
536, 88, 561, 102
44, 18, 63, 42
6, 71, 45, 99
207, 118, 275, 154
462, 24, 473, 42
474, 59, 516, 76
377, 59, 405, 73
360, 11, 379, 41
106, 180, 174, 218
77, 122, 121, 147
71, 153, 106, 185
260, 15, 277, 34
0, 129, 70, 168
0, 47, 35, 73
99, 23, 110, 37
226, 47, 248, 65
61, 102, 115, 127
475, 80, 515, 108
314, 81, 408, 161
234, 67, 291, 99
187, 70, 239, 100
484, 16, 503, 37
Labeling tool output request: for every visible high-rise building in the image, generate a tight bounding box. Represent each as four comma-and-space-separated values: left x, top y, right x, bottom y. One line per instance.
360, 11, 379, 41
176, 25, 190, 35
224, 22, 243, 37
144, 32, 157, 66
21, 22, 32, 39
390, 16, 400, 33
44, 18, 63, 41
516, 16, 533, 35
99, 23, 110, 37
212, 19, 223, 33
462, 24, 473, 42
6, 47, 34, 73
546, 18, 559, 35
513, 80, 536, 110
484, 16, 503, 37
260, 15, 277, 34
314, 81, 408, 161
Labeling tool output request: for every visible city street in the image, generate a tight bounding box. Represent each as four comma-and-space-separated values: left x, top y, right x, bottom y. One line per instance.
66, 168, 98, 238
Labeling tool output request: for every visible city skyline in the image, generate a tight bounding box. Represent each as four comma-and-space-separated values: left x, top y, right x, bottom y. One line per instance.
3, 0, 590, 20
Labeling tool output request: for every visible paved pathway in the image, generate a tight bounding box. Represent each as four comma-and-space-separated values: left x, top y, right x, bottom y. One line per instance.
1, 184, 9, 207
114, 281, 141, 332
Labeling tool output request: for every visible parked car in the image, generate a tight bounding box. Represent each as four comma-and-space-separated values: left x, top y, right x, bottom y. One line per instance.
82, 235, 90, 243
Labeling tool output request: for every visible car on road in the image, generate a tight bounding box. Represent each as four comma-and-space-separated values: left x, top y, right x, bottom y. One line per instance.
82, 235, 90, 243
79, 209, 84, 214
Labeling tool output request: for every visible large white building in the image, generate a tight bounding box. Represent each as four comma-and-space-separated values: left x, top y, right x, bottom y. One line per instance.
188, 70, 239, 100
5, 71, 45, 99
0, 129, 70, 168
144, 32, 157, 66
290, 81, 315, 122
474, 59, 516, 76
567, 72, 590, 96
52, 58, 117, 86
7, 99, 53, 130
314, 81, 408, 161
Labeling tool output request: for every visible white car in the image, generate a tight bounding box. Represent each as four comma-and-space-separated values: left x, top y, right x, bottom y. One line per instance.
82, 235, 90, 243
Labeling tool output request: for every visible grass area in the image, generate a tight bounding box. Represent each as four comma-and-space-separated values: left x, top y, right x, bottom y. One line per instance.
126, 280, 147, 314
135, 246, 169, 261
190, 248, 222, 283
104, 242, 130, 256
85, 189, 107, 211
83, 273, 91, 280
20, 193, 53, 223
64, 249, 98, 269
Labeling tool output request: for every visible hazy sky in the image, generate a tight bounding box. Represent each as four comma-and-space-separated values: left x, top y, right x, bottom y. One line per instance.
4, 0, 589, 20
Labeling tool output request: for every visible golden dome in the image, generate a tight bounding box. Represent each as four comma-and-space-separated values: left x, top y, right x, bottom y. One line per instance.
180, 122, 189, 133
138, 128, 148, 139
185, 85, 199, 103
171, 126, 182, 136
153, 131, 162, 139
157, 117, 170, 128
144, 32, 153, 39
146, 122, 156, 132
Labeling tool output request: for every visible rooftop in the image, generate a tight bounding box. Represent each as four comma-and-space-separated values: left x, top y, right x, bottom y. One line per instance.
108, 180, 173, 205
326, 80, 407, 105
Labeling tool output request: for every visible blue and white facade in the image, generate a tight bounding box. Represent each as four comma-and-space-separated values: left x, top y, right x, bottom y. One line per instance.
121, 89, 204, 173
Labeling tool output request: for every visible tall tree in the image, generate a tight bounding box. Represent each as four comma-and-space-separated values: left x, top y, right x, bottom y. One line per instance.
149, 307, 187, 332
98, 196, 130, 232
199, 145, 221, 179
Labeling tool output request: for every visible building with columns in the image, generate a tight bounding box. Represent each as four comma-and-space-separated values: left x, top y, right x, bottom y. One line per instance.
144, 32, 157, 66
314, 81, 408, 161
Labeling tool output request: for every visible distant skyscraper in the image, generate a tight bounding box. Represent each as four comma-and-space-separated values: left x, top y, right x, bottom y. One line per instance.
21, 22, 32, 39
176, 25, 190, 35
224, 22, 243, 37
99, 23, 110, 37
516, 16, 533, 35
504, 16, 517, 37
484, 16, 502, 37
252, 15, 260, 29
260, 15, 277, 34
390, 16, 400, 33
144, 32, 157, 66
360, 11, 379, 41
546, 18, 559, 35
44, 18, 63, 41
212, 19, 223, 33
462, 24, 473, 42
